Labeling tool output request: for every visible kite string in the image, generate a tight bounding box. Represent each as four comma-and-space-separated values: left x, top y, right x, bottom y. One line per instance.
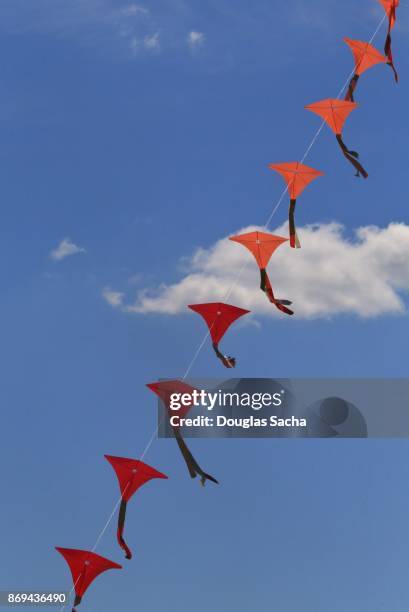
91, 488, 128, 554
59, 15, 388, 610
59, 574, 82, 612
60, 484, 130, 611
62, 320, 215, 610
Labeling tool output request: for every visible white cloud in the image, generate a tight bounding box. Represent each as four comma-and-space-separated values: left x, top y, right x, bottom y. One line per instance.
109, 223, 409, 320
187, 30, 205, 48
50, 238, 86, 261
129, 31, 160, 54
144, 31, 160, 50
102, 287, 124, 308
121, 4, 149, 18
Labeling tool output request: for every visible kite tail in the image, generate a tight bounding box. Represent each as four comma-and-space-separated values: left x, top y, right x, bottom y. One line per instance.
385, 33, 398, 82
289, 199, 301, 249
72, 595, 82, 611
385, 6, 395, 55
260, 268, 268, 292
173, 428, 219, 486
336, 134, 368, 179
212, 342, 236, 368
117, 499, 132, 560
387, 58, 399, 83
345, 74, 359, 102
260, 269, 294, 316
385, 10, 398, 83
385, 31, 392, 57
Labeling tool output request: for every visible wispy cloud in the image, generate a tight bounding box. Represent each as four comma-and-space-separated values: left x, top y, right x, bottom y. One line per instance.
187, 30, 205, 48
120, 4, 149, 18
102, 287, 125, 307
0, 0, 158, 58
0, 0, 394, 68
106, 223, 409, 319
0, 1, 210, 60
144, 31, 160, 50
129, 30, 160, 54
50, 238, 86, 261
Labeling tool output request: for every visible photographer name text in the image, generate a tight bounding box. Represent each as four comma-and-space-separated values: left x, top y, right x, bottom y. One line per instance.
169, 415, 307, 429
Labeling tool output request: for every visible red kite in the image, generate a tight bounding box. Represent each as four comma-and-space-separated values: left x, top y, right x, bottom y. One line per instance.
188, 302, 250, 367
305, 98, 368, 178
344, 38, 388, 101
379, 0, 399, 81
55, 547, 121, 611
268, 162, 323, 248
146, 380, 218, 486
105, 455, 168, 560
229, 231, 293, 315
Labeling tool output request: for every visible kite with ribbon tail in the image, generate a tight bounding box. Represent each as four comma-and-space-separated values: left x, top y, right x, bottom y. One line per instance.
343, 38, 388, 101
229, 231, 293, 314
188, 302, 250, 368
105, 455, 168, 560
55, 548, 121, 611
147, 380, 219, 486
305, 99, 368, 178
379, 0, 399, 81
268, 162, 323, 248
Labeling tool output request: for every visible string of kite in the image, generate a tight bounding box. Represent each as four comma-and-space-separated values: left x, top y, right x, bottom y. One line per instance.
55, 3, 401, 610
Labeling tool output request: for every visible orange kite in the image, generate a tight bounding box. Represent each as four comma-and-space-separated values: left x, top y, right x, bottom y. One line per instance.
379, 0, 399, 81
268, 162, 323, 249
229, 231, 293, 315
344, 38, 388, 101
305, 98, 368, 178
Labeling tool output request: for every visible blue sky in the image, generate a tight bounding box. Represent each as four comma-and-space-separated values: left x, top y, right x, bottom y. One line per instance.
0, 1, 408, 610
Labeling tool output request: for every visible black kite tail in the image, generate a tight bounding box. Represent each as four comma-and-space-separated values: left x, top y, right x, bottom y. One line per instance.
387, 59, 399, 83
212, 343, 235, 368
289, 199, 301, 248
385, 9, 399, 83
73, 595, 82, 612
173, 428, 218, 486
260, 268, 268, 292
260, 269, 294, 316
336, 134, 368, 178
117, 499, 132, 560
345, 74, 359, 102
